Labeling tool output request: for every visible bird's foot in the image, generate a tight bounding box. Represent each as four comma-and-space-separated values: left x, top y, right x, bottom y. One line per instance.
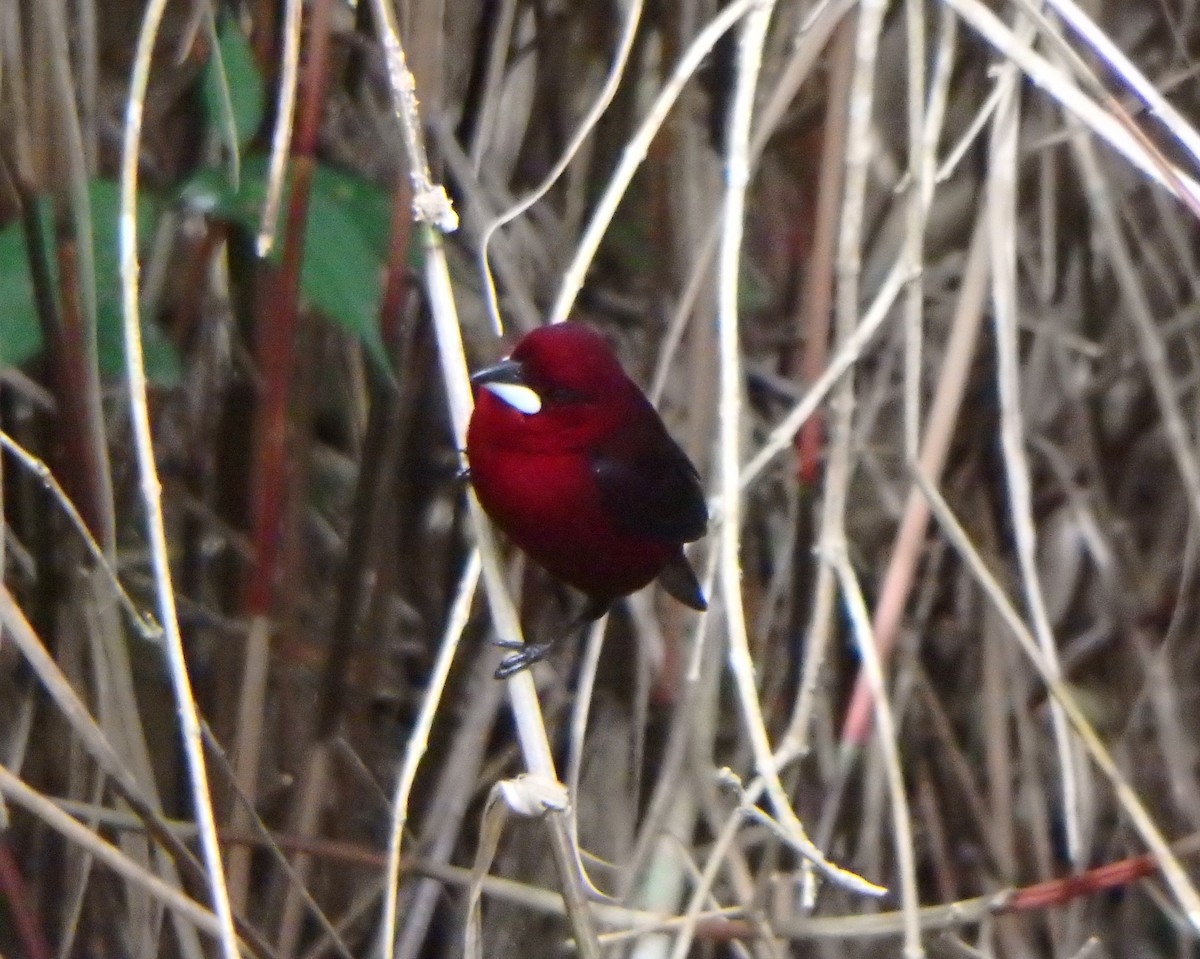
494, 641, 555, 679
491, 599, 604, 679
455, 462, 472, 483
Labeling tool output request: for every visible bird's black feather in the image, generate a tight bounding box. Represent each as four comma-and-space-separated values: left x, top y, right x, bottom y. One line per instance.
591, 423, 708, 543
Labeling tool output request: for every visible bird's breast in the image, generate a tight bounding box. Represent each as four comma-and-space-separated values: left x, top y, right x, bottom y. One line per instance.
466, 441, 675, 600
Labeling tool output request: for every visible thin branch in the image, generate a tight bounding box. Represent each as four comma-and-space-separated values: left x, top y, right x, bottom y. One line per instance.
548, 0, 761, 327
0, 765, 232, 944
118, 1, 239, 955
366, 6, 601, 956
911, 468, 1200, 930
378, 552, 480, 959
479, 0, 644, 331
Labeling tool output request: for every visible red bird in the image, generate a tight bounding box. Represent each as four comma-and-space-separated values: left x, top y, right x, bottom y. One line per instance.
466, 322, 708, 677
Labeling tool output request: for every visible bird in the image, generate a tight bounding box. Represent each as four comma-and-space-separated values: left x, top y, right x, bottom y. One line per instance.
465, 322, 708, 678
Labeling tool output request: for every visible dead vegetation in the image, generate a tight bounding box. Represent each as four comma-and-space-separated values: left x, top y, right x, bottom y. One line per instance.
3, 0, 1200, 956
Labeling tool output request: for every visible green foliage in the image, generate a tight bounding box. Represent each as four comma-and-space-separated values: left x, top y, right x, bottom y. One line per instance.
89, 182, 182, 385
0, 23, 401, 388
202, 16, 266, 167
180, 155, 398, 369
193, 18, 404, 374
0, 225, 45, 368
0, 180, 182, 385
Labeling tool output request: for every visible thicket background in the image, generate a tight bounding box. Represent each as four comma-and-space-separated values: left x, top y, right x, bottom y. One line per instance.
2, 0, 1200, 956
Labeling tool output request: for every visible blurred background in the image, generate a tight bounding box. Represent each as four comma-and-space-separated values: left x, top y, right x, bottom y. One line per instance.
2, 0, 1200, 956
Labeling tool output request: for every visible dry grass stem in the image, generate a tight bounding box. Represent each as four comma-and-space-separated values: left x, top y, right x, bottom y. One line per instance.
118, 1, 239, 955
8, 0, 1200, 955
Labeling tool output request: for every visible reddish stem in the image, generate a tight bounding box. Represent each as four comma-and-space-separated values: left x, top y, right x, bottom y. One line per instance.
0, 840, 51, 959
50, 229, 111, 546
243, 0, 336, 617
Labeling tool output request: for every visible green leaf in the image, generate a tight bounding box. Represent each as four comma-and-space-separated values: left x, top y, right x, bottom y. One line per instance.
0, 222, 46, 367
179, 162, 267, 227
309, 163, 393, 263
302, 166, 390, 367
86, 181, 180, 383
179, 155, 402, 370
203, 17, 264, 160
0, 180, 181, 386
97, 301, 183, 387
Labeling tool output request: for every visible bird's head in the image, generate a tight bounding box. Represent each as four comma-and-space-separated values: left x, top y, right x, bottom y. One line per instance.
470, 323, 640, 450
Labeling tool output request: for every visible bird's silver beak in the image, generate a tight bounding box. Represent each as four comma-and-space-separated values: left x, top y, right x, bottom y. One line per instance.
471, 359, 542, 415
471, 358, 524, 387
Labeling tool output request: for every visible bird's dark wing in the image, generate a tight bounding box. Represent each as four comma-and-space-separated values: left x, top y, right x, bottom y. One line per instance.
592, 423, 708, 543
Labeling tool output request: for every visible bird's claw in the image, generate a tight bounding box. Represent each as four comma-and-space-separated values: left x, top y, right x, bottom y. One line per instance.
494, 642, 554, 679
456, 462, 472, 483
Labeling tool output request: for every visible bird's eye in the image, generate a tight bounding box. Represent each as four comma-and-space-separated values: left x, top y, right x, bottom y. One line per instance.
546, 386, 586, 404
